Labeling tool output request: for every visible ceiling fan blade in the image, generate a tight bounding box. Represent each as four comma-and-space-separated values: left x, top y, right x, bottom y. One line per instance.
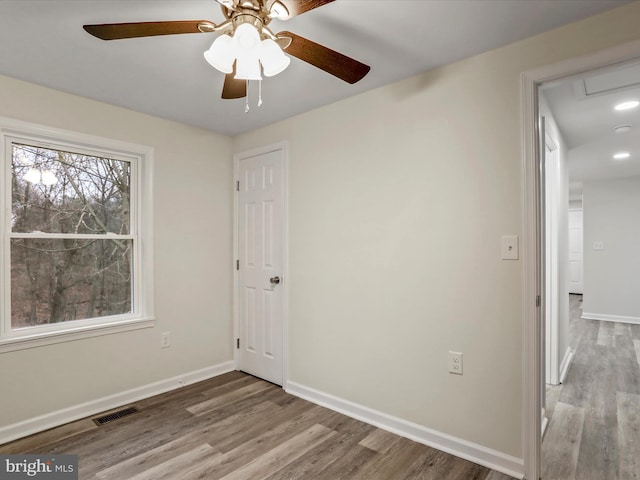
271, 0, 335, 18
278, 31, 370, 84
83, 20, 213, 40
222, 65, 247, 99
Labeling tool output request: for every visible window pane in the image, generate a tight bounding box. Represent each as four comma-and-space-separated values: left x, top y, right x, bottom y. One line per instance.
10, 238, 133, 328
11, 144, 131, 234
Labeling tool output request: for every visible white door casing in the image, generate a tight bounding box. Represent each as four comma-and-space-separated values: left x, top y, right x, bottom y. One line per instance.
234, 143, 287, 386
568, 209, 584, 294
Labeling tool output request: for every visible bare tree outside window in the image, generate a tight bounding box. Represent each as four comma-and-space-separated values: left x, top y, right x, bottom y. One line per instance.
10, 143, 133, 328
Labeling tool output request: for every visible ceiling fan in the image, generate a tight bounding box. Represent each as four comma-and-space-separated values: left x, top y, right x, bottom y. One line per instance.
83, 0, 371, 100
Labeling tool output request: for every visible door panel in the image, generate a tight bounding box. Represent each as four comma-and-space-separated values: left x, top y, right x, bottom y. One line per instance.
568, 209, 583, 294
245, 286, 257, 352
237, 148, 284, 385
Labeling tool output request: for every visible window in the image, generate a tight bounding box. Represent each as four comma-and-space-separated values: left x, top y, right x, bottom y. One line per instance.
1, 120, 154, 351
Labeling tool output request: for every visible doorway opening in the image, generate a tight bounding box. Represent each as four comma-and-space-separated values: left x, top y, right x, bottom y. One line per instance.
522, 39, 640, 480
538, 59, 640, 478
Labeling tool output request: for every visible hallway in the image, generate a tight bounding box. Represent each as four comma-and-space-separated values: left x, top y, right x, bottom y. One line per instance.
542, 295, 640, 479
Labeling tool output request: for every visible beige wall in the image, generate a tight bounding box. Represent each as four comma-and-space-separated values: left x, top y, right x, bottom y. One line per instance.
0, 75, 234, 426
233, 2, 640, 457
583, 175, 640, 319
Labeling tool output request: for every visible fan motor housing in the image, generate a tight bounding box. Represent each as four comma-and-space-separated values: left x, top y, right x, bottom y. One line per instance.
232, 10, 268, 31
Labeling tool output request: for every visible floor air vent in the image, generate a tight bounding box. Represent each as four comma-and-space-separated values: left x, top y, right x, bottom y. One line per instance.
93, 406, 139, 426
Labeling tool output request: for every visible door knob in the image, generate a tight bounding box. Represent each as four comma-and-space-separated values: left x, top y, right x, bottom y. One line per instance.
270, 276, 281, 285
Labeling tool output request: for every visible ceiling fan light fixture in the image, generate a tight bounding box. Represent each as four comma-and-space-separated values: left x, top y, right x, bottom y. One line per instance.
204, 34, 236, 74
82, 0, 371, 104
260, 38, 290, 77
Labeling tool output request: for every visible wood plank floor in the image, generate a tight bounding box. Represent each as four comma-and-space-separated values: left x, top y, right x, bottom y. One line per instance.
542, 294, 640, 480
0, 372, 515, 479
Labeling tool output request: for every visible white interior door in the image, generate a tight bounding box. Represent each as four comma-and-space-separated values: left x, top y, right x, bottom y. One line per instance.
568, 209, 583, 294
236, 146, 285, 385
544, 131, 560, 386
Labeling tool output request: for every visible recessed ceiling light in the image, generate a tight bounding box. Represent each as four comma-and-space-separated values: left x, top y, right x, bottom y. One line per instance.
614, 124, 632, 134
613, 152, 631, 160
614, 100, 639, 111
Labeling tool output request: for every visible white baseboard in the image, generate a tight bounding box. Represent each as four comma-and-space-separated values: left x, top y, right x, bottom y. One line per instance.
559, 347, 574, 384
582, 312, 640, 325
286, 381, 524, 479
541, 408, 549, 438
0, 361, 234, 446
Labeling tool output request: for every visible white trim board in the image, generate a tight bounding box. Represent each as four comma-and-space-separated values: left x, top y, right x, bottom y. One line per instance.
559, 347, 574, 385
582, 312, 640, 325
541, 408, 549, 439
286, 381, 524, 479
0, 361, 234, 445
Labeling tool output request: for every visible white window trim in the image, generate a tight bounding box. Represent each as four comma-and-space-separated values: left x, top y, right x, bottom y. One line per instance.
0, 116, 155, 353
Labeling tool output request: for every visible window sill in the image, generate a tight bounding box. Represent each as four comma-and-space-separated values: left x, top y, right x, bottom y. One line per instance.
0, 317, 156, 353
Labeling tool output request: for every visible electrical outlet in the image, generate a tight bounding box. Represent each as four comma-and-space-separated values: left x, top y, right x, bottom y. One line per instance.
448, 351, 463, 375
161, 331, 171, 349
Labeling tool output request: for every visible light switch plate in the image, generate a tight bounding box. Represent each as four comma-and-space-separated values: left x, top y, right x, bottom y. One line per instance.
593, 241, 604, 250
501, 235, 519, 260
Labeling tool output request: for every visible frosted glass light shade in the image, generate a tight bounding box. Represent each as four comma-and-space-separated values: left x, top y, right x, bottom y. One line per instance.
234, 23, 260, 51
204, 23, 289, 81
204, 34, 235, 74
23, 168, 41, 184
233, 24, 262, 80
260, 39, 290, 77
235, 52, 262, 80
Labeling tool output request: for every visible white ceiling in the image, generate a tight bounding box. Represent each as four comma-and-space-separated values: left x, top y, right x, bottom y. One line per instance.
0, 0, 635, 136
542, 61, 640, 198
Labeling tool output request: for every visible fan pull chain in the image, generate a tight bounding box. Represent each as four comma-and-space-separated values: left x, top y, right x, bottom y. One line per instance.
245, 80, 250, 113
241, 80, 263, 113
